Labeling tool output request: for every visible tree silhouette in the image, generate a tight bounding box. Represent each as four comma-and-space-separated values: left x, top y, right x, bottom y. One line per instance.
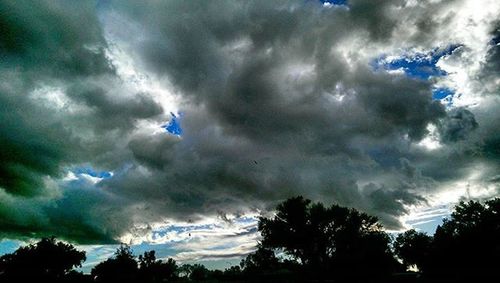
394, 229, 432, 271
91, 244, 138, 283
222, 265, 243, 280
258, 196, 401, 281
138, 250, 178, 282
240, 245, 280, 273
237, 245, 302, 281
2, 196, 498, 282
179, 263, 211, 281
0, 237, 86, 283
426, 198, 500, 281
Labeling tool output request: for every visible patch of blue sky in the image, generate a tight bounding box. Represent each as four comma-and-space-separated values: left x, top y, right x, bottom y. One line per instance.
432, 87, 454, 100
151, 223, 217, 242
73, 166, 112, 179
0, 240, 22, 256
162, 112, 183, 136
406, 215, 446, 235
374, 44, 461, 80
155, 223, 215, 233
319, 0, 347, 6
432, 87, 456, 107
83, 217, 259, 273
77, 245, 118, 274
404, 204, 451, 235
233, 216, 258, 225
131, 242, 178, 258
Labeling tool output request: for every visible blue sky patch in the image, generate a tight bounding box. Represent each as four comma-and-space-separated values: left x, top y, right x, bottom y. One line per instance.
155, 223, 215, 234
403, 204, 451, 235
0, 240, 22, 256
163, 112, 183, 136
73, 167, 112, 179
432, 87, 456, 107
319, 0, 347, 6
432, 87, 455, 100
406, 214, 447, 235
375, 45, 461, 80
234, 216, 258, 224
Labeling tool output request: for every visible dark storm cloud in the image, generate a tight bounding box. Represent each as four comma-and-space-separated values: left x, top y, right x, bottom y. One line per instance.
92, 2, 452, 231
0, 0, 164, 242
0, 0, 112, 196
1, 0, 500, 244
470, 24, 500, 164
0, 86, 69, 196
66, 83, 163, 132
438, 108, 478, 143
0, 0, 111, 77
482, 24, 500, 80
0, 179, 129, 244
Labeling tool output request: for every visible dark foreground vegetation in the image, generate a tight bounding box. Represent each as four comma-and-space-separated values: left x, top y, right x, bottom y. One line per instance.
1, 197, 499, 283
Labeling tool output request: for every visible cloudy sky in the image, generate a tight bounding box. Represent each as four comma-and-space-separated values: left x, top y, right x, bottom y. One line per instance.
1, 0, 500, 271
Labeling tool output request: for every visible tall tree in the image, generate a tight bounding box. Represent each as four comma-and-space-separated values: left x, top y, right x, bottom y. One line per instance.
258, 196, 400, 280
240, 246, 280, 273
427, 198, 500, 280
91, 244, 138, 283
0, 237, 86, 283
394, 229, 432, 271
138, 250, 178, 282
179, 263, 211, 281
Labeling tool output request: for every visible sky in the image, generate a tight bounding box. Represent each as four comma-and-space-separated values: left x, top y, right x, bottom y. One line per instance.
1, 0, 500, 272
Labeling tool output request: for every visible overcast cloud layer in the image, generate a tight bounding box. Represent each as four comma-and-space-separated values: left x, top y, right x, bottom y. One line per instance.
1, 0, 500, 257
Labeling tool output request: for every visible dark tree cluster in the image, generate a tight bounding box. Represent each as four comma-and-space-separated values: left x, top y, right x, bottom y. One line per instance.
91, 245, 180, 283
0, 197, 499, 283
258, 196, 401, 281
0, 237, 86, 283
394, 198, 500, 282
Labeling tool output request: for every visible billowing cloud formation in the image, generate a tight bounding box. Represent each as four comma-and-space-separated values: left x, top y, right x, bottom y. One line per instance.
1, 0, 500, 254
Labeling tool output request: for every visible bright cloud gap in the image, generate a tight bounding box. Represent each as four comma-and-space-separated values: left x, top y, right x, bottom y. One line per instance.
320, 0, 348, 7
162, 112, 183, 136
374, 45, 462, 80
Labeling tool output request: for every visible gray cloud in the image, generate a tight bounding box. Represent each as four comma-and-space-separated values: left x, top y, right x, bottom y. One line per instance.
1, 0, 500, 245
438, 108, 478, 143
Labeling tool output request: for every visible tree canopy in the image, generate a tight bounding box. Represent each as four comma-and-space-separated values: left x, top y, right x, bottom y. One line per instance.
92, 244, 139, 282
0, 237, 86, 282
394, 229, 432, 270
395, 198, 500, 281
258, 196, 400, 280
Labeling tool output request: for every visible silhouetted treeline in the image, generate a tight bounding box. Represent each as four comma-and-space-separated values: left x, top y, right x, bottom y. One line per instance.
0, 237, 87, 283
394, 198, 500, 282
1, 197, 499, 283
